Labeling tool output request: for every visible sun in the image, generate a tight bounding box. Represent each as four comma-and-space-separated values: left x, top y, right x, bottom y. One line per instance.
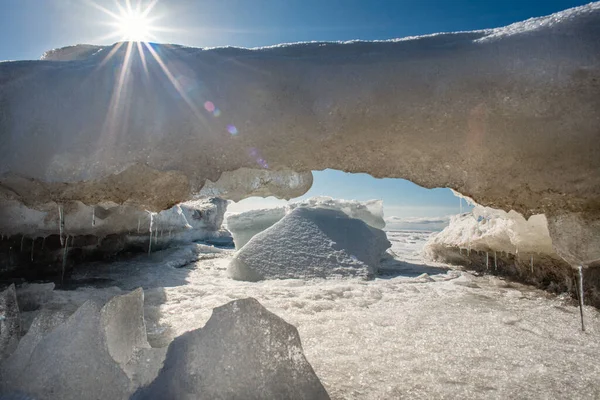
93, 0, 160, 43
117, 10, 152, 42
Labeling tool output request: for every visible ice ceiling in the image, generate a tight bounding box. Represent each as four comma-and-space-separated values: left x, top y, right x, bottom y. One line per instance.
0, 3, 599, 264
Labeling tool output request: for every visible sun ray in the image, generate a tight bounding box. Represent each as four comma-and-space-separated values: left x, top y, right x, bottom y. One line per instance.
136, 41, 150, 78
142, 42, 208, 126
97, 41, 125, 69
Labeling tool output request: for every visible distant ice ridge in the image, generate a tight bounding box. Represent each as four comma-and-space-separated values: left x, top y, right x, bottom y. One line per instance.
225, 197, 385, 249
385, 215, 452, 232
229, 208, 391, 281
424, 205, 556, 260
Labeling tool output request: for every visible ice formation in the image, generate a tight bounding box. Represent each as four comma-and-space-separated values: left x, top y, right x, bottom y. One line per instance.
4, 233, 596, 399
226, 207, 287, 250
424, 206, 556, 258
1, 300, 133, 399
1, 286, 328, 400
229, 207, 391, 281
0, 285, 20, 361
133, 298, 329, 400
385, 215, 451, 231
0, 4, 599, 267
226, 196, 385, 249
1, 289, 163, 399
0, 198, 231, 277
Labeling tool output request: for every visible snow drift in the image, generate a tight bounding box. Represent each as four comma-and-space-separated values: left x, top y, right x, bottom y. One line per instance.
226, 196, 385, 249
229, 207, 391, 281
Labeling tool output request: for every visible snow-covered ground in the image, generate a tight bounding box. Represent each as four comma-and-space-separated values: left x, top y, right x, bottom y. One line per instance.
44, 230, 600, 399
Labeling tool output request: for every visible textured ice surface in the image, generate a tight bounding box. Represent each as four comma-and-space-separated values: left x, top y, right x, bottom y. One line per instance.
0, 198, 227, 240
1, 300, 132, 399
0, 285, 20, 361
229, 208, 391, 281
226, 196, 385, 249
133, 298, 329, 400
44, 230, 600, 399
225, 207, 286, 249
424, 206, 556, 259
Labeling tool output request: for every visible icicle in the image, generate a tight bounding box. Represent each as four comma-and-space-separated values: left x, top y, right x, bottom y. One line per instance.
169, 229, 172, 238
160, 229, 163, 238
58, 205, 65, 246
61, 235, 70, 283
577, 266, 585, 332
494, 251, 497, 271
92, 208, 96, 226
30, 238, 34, 262
137, 218, 141, 233
147, 211, 154, 254
459, 247, 463, 255
486, 251, 489, 270
154, 226, 158, 244
20, 236, 25, 252
530, 255, 534, 274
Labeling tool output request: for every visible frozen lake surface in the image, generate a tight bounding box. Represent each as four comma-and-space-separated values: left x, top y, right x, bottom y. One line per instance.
55, 230, 600, 399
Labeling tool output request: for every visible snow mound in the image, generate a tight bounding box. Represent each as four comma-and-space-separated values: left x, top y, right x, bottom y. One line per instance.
229, 207, 391, 281
292, 197, 385, 229
424, 206, 556, 260
132, 298, 329, 400
226, 196, 385, 249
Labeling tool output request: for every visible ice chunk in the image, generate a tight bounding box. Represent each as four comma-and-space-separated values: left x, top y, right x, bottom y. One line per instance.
2, 289, 152, 399
1, 309, 71, 385
0, 284, 20, 361
1, 300, 132, 399
229, 207, 391, 281
132, 298, 330, 400
226, 196, 385, 249
226, 207, 286, 249
101, 288, 150, 366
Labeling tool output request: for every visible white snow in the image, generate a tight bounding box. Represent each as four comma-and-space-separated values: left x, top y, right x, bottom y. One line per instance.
226, 196, 385, 249
228, 207, 391, 281
30, 229, 599, 399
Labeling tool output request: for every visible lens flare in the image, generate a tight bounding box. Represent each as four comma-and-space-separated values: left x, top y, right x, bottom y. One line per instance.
227, 125, 238, 135
204, 101, 215, 112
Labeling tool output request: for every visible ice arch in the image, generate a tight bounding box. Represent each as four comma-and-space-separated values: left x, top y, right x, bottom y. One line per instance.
0, 3, 599, 264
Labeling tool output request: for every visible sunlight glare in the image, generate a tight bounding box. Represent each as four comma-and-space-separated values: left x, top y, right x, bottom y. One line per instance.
117, 9, 152, 42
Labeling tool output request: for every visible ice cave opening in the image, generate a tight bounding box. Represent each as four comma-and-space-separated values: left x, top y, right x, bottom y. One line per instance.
2, 3, 600, 398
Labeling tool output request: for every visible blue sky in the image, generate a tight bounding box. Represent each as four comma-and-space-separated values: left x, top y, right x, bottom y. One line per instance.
0, 0, 590, 217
